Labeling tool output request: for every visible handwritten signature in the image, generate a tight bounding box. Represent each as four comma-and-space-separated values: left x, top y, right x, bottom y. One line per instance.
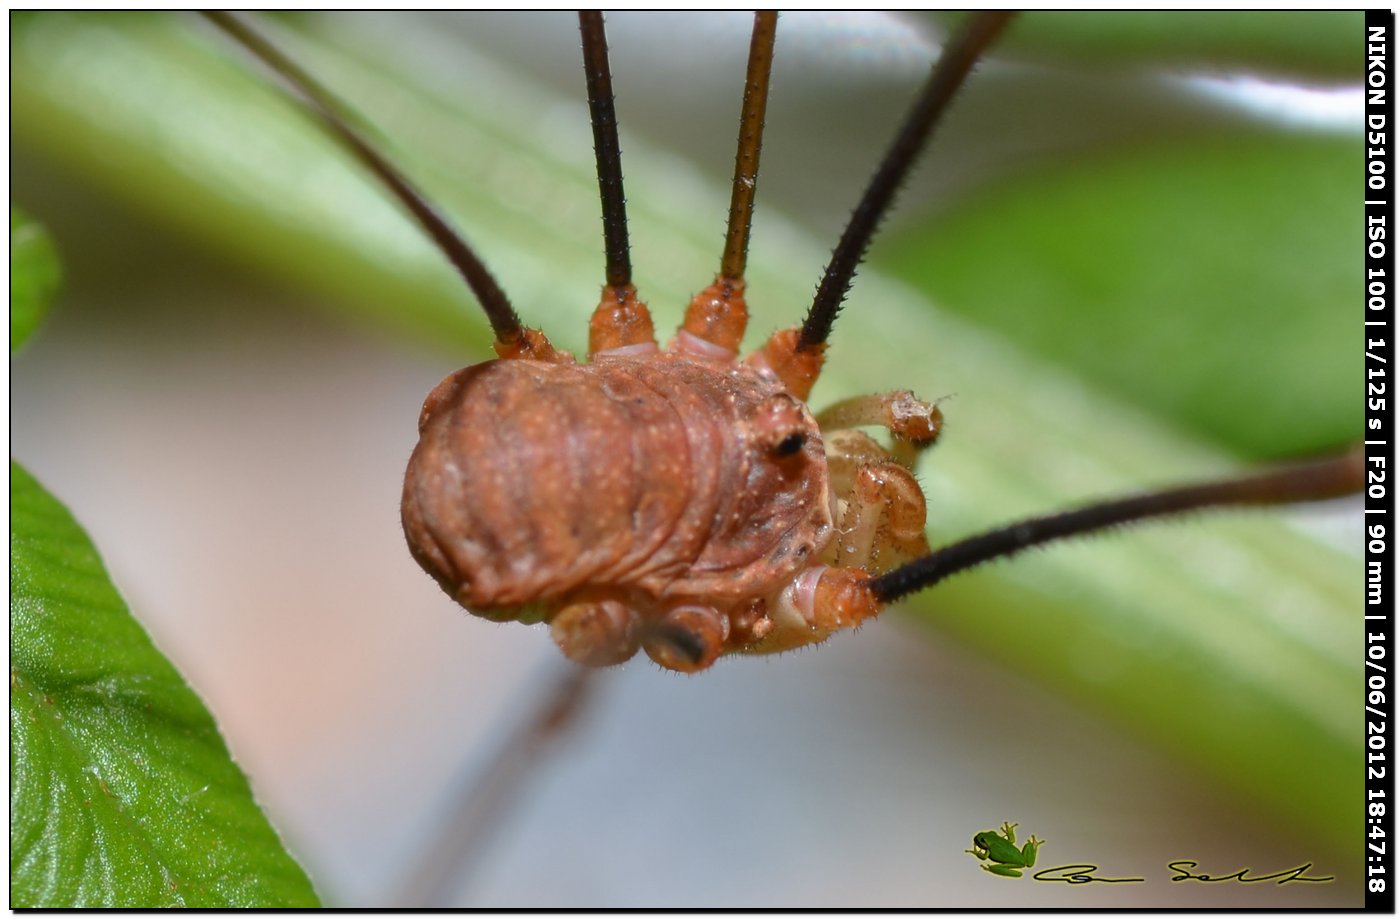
1031, 864, 1143, 885
1026, 861, 1333, 885
1166, 860, 1334, 885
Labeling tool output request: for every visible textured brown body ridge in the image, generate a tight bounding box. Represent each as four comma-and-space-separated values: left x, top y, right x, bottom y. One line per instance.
402, 353, 833, 616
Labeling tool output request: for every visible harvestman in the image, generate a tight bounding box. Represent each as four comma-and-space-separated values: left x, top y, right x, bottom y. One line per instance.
204, 11, 1362, 676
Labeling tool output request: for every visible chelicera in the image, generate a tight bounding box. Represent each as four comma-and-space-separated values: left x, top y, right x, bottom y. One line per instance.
208, 11, 1362, 674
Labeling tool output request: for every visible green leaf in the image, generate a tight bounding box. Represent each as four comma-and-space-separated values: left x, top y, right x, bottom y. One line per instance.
925, 11, 1363, 80
11, 205, 62, 352
877, 133, 1360, 458
10, 461, 319, 907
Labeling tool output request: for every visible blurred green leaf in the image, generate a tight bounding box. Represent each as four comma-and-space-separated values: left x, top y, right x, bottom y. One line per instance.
10, 461, 319, 907
877, 133, 1360, 457
926, 11, 1363, 80
11, 205, 61, 352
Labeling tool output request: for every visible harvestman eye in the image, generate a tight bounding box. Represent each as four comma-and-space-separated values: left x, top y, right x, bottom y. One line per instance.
774, 433, 806, 457
204, 10, 1363, 676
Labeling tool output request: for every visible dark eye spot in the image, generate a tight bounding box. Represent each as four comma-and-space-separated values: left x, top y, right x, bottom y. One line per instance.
773, 432, 806, 457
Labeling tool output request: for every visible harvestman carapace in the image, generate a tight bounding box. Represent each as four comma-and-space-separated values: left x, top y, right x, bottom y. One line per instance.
204, 11, 1363, 675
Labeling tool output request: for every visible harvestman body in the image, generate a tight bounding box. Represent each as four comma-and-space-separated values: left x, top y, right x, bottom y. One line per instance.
208, 12, 1362, 674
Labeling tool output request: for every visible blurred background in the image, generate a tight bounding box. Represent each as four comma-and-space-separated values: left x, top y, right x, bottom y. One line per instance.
12, 11, 1363, 906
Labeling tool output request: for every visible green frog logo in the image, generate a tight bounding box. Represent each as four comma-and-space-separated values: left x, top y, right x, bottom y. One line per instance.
966, 822, 1044, 878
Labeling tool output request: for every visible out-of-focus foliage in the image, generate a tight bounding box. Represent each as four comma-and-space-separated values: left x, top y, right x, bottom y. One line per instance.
11, 461, 320, 907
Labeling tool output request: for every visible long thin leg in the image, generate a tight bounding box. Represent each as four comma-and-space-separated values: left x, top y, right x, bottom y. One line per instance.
578, 10, 632, 292
675, 11, 780, 361
579, 11, 657, 358
200, 12, 534, 355
869, 446, 1365, 603
747, 13, 1013, 396
777, 447, 1364, 642
797, 11, 1015, 353
720, 10, 779, 283
392, 664, 599, 906
579, 10, 634, 290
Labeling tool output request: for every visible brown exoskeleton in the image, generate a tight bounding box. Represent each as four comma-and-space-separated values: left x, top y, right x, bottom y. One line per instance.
401, 13, 942, 673
208, 11, 1362, 675
401, 289, 939, 672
